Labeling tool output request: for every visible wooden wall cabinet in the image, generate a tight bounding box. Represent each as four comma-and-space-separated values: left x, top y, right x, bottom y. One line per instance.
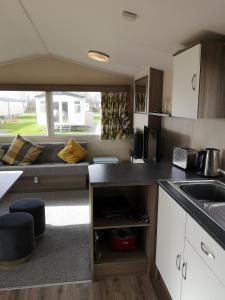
172, 41, 225, 119
148, 68, 164, 131
135, 76, 148, 113
148, 68, 164, 115
133, 68, 164, 130
156, 187, 225, 300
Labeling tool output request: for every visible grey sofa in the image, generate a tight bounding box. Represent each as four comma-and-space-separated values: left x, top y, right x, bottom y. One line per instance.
0, 142, 89, 191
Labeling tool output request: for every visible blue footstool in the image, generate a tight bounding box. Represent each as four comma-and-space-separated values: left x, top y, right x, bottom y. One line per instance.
9, 198, 45, 238
0, 212, 35, 265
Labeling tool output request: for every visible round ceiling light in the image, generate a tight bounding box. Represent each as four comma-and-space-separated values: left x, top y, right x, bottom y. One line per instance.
88, 50, 110, 62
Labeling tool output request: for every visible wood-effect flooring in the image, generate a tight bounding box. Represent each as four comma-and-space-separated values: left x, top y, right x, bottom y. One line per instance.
0, 274, 158, 300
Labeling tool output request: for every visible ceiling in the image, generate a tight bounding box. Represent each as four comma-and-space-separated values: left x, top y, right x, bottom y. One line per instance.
1, 0, 225, 76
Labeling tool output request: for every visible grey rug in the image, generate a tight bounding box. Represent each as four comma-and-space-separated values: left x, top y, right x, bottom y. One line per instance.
0, 190, 91, 289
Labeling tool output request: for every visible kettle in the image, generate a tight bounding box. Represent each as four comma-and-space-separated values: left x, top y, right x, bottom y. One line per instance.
197, 148, 220, 177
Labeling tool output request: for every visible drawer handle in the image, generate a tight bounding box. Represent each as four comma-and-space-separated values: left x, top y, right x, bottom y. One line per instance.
191, 73, 197, 91
182, 262, 187, 280
176, 253, 181, 271
201, 242, 215, 259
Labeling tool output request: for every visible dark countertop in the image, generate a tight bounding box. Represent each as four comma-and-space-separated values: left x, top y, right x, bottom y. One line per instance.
159, 181, 225, 251
88, 162, 202, 187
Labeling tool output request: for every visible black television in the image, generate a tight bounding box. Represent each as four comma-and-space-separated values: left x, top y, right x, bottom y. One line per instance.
129, 130, 143, 159
143, 125, 160, 162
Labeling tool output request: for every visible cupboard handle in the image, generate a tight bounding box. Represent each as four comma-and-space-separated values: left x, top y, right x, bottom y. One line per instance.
201, 242, 215, 259
176, 253, 181, 271
191, 74, 197, 90
182, 262, 187, 280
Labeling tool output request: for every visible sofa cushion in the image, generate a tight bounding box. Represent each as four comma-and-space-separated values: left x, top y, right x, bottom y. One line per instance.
0, 144, 10, 152
2, 135, 44, 166
35, 143, 66, 163
35, 142, 88, 163
0, 161, 89, 177
0, 147, 5, 166
0, 141, 89, 178
50, 163, 78, 176
57, 139, 87, 164
76, 162, 89, 175
0, 142, 88, 162
0, 165, 36, 177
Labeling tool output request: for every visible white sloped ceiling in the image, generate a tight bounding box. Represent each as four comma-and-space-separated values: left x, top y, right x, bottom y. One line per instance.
0, 0, 47, 64
0, 0, 225, 75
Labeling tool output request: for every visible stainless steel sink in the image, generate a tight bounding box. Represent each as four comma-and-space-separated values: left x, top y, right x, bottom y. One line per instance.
180, 183, 225, 202
168, 179, 225, 230
209, 203, 225, 229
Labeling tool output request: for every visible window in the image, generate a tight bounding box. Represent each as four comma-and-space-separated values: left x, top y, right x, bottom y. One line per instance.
0, 91, 47, 135
62, 102, 69, 123
0, 89, 102, 136
53, 101, 60, 123
40, 101, 46, 113
74, 101, 81, 113
53, 91, 101, 135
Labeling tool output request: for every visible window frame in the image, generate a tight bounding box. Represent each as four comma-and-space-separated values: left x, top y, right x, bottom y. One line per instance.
0, 84, 130, 138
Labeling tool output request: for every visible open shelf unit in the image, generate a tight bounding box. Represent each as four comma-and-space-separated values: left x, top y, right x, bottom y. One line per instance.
94, 215, 149, 230
149, 112, 170, 117
90, 184, 158, 278
98, 245, 147, 264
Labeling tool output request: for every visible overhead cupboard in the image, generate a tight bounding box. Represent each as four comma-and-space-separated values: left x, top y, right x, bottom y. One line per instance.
156, 187, 225, 300
172, 41, 225, 119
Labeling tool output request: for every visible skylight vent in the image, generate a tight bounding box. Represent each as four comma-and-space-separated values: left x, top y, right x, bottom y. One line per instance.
122, 10, 138, 22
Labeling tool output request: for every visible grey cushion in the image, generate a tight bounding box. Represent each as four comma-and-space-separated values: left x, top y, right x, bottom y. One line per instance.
0, 161, 89, 177
0, 147, 5, 166
0, 165, 35, 177
35, 143, 65, 163
76, 162, 89, 175
50, 164, 78, 176
0, 142, 88, 163
0, 144, 10, 152
35, 142, 88, 163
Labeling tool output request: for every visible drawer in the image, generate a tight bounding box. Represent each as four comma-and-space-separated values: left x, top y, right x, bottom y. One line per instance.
186, 215, 225, 287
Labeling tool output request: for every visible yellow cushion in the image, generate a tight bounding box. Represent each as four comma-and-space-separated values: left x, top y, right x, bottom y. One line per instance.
2, 134, 44, 165
57, 138, 87, 164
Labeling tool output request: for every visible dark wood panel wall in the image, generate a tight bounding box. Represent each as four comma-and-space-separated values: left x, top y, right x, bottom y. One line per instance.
149, 68, 164, 114
148, 68, 164, 130
198, 41, 225, 118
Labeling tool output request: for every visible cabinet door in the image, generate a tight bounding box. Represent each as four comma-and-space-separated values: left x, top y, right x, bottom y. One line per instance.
156, 187, 186, 300
186, 214, 225, 287
182, 240, 225, 300
172, 44, 201, 118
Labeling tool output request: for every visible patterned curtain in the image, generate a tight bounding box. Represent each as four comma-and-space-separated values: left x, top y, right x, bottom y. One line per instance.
101, 92, 131, 140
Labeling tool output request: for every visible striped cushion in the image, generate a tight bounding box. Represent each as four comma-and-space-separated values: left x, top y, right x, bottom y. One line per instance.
2, 135, 44, 166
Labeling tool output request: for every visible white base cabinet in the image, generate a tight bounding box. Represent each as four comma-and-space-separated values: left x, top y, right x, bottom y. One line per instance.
156, 187, 186, 300
182, 240, 225, 300
156, 187, 225, 300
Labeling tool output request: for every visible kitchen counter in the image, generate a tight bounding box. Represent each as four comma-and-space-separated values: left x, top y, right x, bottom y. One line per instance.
159, 180, 225, 251
88, 162, 201, 187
